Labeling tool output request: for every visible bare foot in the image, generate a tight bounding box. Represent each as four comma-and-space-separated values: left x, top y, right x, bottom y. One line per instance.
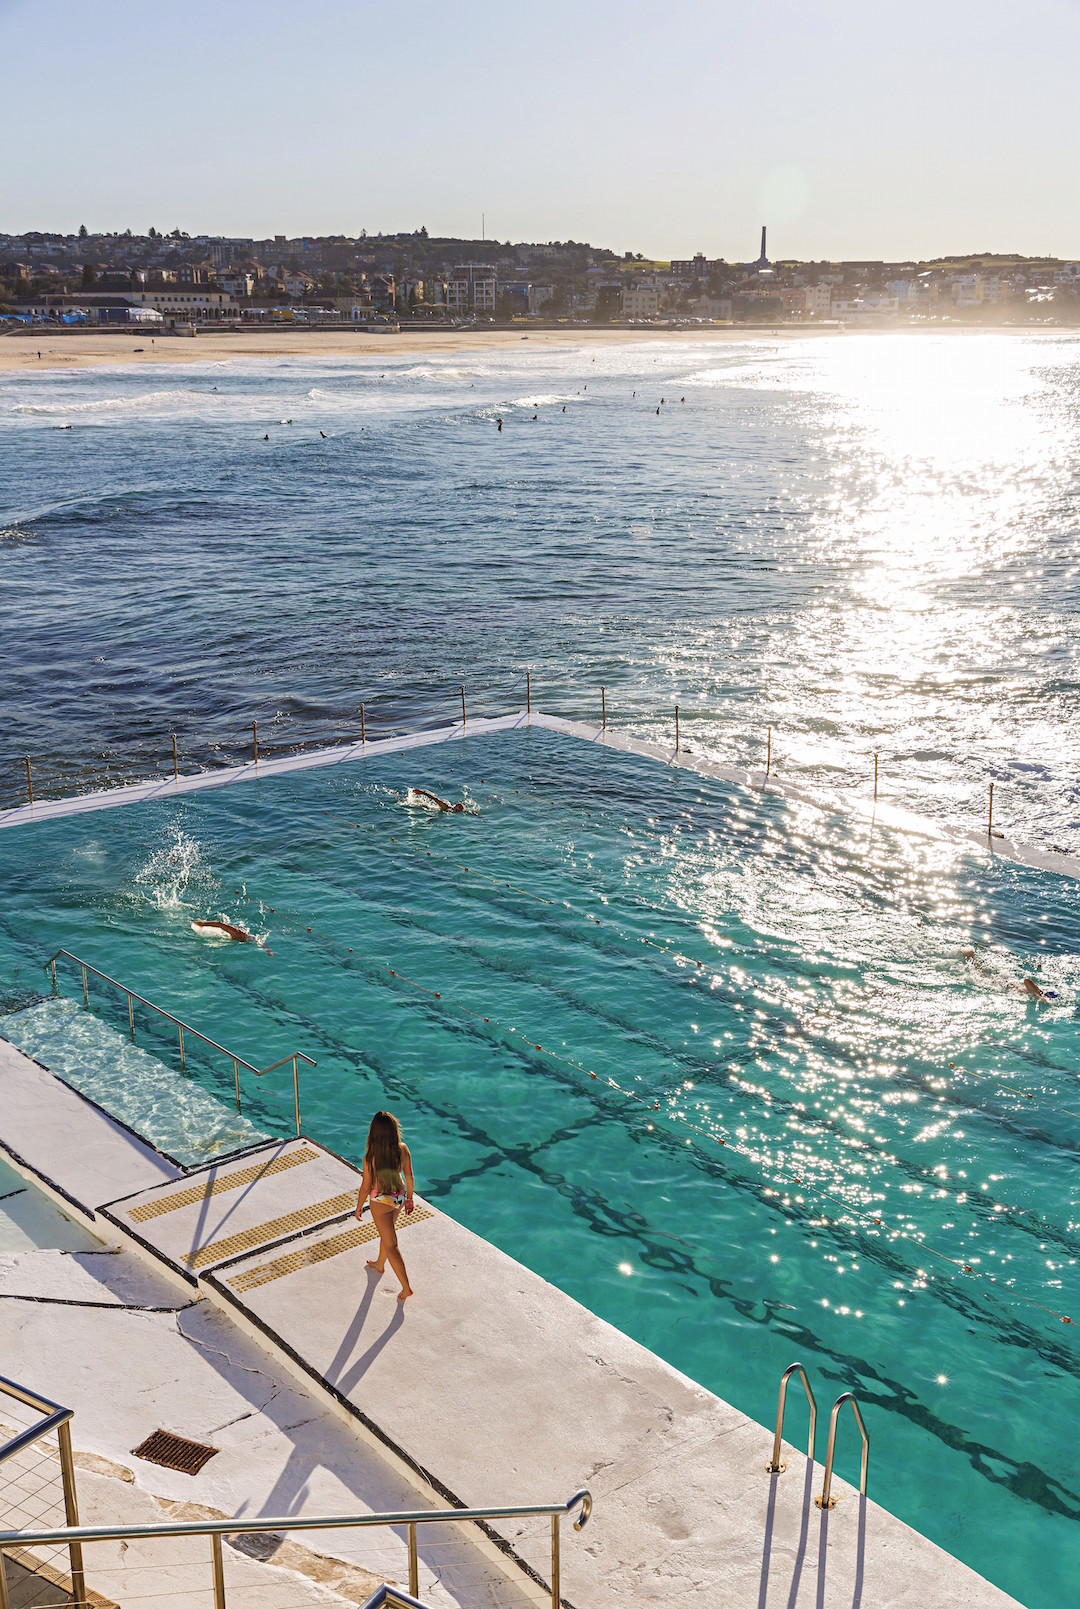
397, 1287, 414, 1302
366, 1259, 384, 1271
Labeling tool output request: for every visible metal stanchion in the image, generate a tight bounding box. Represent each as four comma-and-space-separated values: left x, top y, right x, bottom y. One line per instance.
675, 705, 680, 755
526, 671, 531, 715
253, 722, 259, 765
461, 684, 466, 730
766, 726, 771, 780
874, 752, 878, 802
988, 781, 994, 836
361, 703, 366, 745
24, 756, 33, 806
172, 733, 179, 782
601, 686, 606, 731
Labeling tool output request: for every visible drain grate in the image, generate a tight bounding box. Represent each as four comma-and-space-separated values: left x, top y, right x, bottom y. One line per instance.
131, 1428, 218, 1476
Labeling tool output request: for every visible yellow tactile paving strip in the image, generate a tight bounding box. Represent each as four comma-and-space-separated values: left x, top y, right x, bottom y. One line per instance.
128, 1145, 319, 1223
182, 1191, 358, 1270
226, 1204, 434, 1292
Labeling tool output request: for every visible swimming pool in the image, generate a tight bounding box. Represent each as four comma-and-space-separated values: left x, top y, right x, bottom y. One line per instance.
0, 726, 1076, 1606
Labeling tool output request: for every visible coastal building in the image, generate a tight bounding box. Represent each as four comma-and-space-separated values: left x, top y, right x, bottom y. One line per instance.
622, 283, 660, 319
447, 263, 497, 316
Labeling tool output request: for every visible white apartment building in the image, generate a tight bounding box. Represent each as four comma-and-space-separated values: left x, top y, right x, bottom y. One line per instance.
622, 284, 660, 319
447, 264, 497, 316
803, 284, 832, 316
528, 284, 554, 313
830, 292, 899, 320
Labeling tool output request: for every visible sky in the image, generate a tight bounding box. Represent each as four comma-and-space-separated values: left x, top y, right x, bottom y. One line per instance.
4, 0, 1080, 260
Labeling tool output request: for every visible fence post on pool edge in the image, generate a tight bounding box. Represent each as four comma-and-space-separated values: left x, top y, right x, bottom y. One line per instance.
461, 684, 466, 731
988, 781, 994, 837
526, 671, 531, 717
361, 704, 366, 745
172, 733, 179, 783
874, 752, 878, 802
766, 726, 771, 780
675, 705, 679, 755
24, 756, 33, 806
602, 686, 606, 732
253, 722, 259, 765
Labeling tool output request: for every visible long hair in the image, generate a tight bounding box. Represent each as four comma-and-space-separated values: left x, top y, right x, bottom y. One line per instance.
365, 1110, 404, 1187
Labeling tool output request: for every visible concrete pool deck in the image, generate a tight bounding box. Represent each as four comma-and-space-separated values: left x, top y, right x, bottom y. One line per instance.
0, 1031, 1021, 1608
1, 708, 1076, 887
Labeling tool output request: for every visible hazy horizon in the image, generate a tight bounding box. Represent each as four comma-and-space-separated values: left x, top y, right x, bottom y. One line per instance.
4, 0, 1080, 261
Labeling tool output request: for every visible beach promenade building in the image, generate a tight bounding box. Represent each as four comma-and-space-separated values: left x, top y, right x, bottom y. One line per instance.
447, 264, 498, 316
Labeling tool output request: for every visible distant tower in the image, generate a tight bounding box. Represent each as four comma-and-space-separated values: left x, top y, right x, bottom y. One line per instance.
757, 226, 769, 269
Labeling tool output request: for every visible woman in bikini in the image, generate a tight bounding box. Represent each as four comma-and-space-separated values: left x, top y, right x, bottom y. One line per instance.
355, 1110, 415, 1301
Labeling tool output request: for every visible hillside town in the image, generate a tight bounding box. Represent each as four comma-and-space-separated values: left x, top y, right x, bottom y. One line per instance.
3, 224, 1080, 331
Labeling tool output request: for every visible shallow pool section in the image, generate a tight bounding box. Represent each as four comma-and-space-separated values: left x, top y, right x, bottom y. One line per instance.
0, 999, 272, 1167
0, 727, 1077, 1607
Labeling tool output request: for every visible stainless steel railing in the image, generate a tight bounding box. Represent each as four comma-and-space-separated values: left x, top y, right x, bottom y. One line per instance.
0, 1374, 85, 1609
817, 1392, 869, 1509
766, 1363, 869, 1508
0, 1488, 593, 1609
44, 948, 316, 1137
766, 1361, 817, 1474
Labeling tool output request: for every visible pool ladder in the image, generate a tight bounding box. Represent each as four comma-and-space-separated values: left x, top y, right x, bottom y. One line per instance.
766, 1361, 869, 1509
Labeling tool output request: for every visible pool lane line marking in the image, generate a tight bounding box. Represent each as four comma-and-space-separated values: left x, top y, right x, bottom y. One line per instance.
266, 842, 1080, 1170
325, 811, 723, 972
243, 870, 1080, 1273
242, 903, 1079, 1333
326, 812, 1080, 1112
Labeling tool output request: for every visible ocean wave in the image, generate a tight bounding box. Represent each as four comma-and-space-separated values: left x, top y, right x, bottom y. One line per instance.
9, 388, 214, 417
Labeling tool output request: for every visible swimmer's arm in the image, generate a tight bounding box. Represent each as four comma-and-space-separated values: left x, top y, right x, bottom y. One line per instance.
402, 1144, 415, 1211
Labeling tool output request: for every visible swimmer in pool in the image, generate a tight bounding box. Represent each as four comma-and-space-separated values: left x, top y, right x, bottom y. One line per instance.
408, 787, 467, 813
191, 919, 273, 956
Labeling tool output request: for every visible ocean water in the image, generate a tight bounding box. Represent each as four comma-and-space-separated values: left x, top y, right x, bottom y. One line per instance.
2, 336, 1080, 1605
0, 730, 1077, 1607
1, 334, 1079, 852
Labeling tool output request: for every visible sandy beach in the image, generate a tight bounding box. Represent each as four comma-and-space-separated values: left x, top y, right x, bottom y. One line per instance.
0, 322, 839, 372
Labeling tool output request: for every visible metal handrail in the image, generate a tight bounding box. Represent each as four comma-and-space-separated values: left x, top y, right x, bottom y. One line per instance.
0, 1374, 85, 1607
766, 1361, 817, 1473
44, 948, 315, 1137
0, 1488, 593, 1609
816, 1392, 869, 1509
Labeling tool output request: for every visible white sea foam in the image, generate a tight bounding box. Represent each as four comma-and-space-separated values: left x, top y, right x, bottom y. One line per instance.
134, 826, 214, 910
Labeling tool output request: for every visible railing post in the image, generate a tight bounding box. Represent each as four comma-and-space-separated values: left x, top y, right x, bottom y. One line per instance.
816, 1392, 869, 1509
766, 1362, 817, 1475
526, 670, 531, 716
361, 703, 366, 745
0, 1549, 10, 1609
178, 1023, 186, 1070
292, 1056, 301, 1136
674, 705, 679, 755
550, 1513, 560, 1609
874, 752, 878, 802
461, 684, 466, 730
766, 725, 772, 780
601, 686, 606, 731
407, 1522, 418, 1596
80, 965, 88, 1007
50, 960, 57, 994
24, 756, 34, 807
233, 1058, 241, 1114
988, 781, 994, 836
211, 1532, 227, 1609
253, 722, 259, 765
128, 992, 135, 1040
57, 1420, 86, 1609
172, 733, 179, 782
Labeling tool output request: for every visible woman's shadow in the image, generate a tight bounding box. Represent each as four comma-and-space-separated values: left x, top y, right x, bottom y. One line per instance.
324, 1265, 406, 1400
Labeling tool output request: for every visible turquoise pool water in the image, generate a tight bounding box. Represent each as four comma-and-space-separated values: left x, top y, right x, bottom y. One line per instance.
0, 727, 1077, 1606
